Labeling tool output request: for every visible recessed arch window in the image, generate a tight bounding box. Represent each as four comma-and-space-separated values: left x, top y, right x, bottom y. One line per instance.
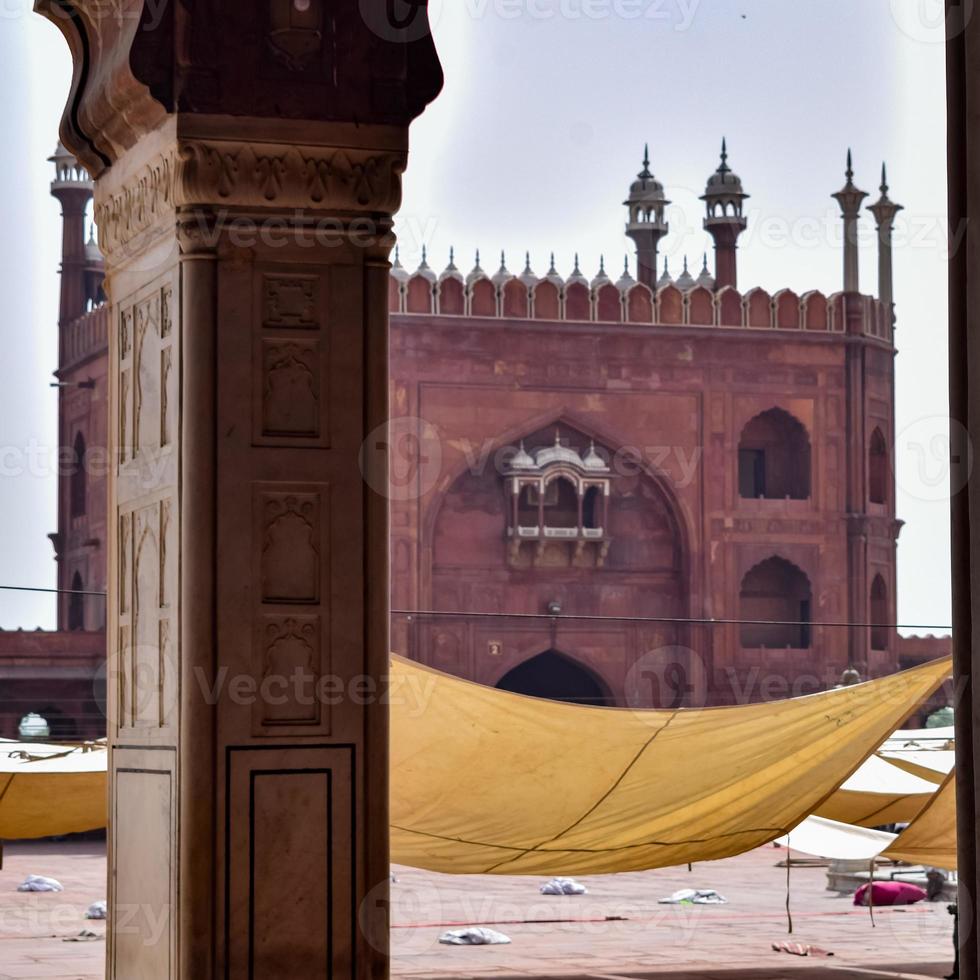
869, 427, 889, 505
68, 570, 85, 631
738, 408, 811, 500
70, 431, 87, 518
546, 476, 579, 529
739, 556, 812, 649
871, 574, 889, 651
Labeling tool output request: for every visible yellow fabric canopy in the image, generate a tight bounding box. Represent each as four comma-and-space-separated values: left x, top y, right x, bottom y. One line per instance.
0, 743, 107, 840
813, 754, 937, 827
884, 772, 957, 871
390, 655, 951, 875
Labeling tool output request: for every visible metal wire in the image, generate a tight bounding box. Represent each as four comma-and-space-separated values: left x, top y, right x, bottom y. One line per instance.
0, 586, 954, 631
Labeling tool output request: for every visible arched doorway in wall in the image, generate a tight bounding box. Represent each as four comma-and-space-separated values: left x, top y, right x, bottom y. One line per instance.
495, 650, 612, 706
739, 556, 812, 649
737, 408, 811, 500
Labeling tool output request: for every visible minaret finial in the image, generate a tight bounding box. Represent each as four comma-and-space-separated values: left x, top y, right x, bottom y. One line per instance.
549, 251, 557, 273
421, 244, 428, 263
573, 252, 581, 274
720, 136, 728, 168
683, 255, 689, 273
475, 248, 481, 267
624, 255, 630, 274
599, 254, 606, 274
702, 252, 709, 272
880, 162, 888, 194
663, 256, 669, 273
640, 142, 652, 178
449, 245, 455, 264
846, 148, 854, 182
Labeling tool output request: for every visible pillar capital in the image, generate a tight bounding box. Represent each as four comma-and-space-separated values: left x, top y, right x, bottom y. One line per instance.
35, 0, 443, 177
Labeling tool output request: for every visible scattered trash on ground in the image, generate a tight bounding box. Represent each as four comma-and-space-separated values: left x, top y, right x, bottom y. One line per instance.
63, 930, 101, 942
85, 900, 107, 920
772, 941, 834, 957
540, 877, 588, 895
854, 881, 927, 907
17, 875, 63, 892
438, 927, 512, 945
658, 888, 728, 905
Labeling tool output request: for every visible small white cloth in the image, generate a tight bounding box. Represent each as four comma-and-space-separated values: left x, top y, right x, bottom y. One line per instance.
658, 888, 728, 905
85, 900, 107, 920
540, 877, 588, 895
17, 875, 63, 893
438, 927, 511, 946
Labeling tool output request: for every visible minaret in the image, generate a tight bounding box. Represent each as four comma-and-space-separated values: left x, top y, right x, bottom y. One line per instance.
701, 138, 748, 290
624, 145, 669, 291
832, 149, 868, 293
49, 143, 95, 324
867, 163, 903, 322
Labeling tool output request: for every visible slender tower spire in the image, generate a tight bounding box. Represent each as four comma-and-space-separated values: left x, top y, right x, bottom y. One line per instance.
832, 149, 868, 293
701, 138, 749, 290
867, 163, 903, 326
624, 144, 670, 290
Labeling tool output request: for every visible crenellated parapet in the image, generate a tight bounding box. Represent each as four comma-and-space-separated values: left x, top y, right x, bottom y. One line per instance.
390, 252, 892, 341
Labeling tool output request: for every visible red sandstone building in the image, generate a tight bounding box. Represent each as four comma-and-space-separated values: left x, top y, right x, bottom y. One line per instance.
0, 141, 950, 736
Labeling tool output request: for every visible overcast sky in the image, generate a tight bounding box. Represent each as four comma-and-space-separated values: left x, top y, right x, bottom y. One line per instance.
0, 0, 953, 633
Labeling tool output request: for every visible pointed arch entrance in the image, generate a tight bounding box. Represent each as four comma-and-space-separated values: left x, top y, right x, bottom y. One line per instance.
495, 650, 612, 706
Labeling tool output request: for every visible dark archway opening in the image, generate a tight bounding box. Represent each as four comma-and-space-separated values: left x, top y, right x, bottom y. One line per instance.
495, 650, 611, 705
871, 574, 889, 651
68, 570, 85, 631
869, 427, 889, 505
739, 556, 812, 648
70, 431, 87, 518
738, 407, 811, 500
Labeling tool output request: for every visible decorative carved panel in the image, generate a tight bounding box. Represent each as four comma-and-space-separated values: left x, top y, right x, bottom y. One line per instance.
253, 269, 330, 447
252, 485, 331, 736
257, 616, 321, 727
264, 275, 319, 329
259, 491, 321, 604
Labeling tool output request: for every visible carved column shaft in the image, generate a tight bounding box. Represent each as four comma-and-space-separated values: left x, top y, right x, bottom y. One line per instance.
91, 115, 410, 978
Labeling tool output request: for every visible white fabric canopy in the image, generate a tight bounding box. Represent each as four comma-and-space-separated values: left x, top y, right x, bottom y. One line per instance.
775, 815, 896, 861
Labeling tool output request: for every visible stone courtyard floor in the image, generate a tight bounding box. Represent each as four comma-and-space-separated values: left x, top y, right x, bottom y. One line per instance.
0, 839, 956, 979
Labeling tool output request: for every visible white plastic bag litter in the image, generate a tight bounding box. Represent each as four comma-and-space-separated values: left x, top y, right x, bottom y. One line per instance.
85, 900, 107, 920
438, 927, 511, 946
540, 877, 588, 895
658, 888, 728, 905
17, 875, 63, 893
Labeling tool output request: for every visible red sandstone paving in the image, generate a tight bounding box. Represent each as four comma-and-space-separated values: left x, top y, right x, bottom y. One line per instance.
0, 840, 955, 979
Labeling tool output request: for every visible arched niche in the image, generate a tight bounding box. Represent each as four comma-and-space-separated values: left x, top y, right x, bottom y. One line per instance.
744, 287, 772, 328
533, 280, 561, 320
438, 277, 465, 315
773, 289, 801, 329
687, 285, 714, 325
625, 284, 653, 324
595, 283, 622, 323
657, 283, 683, 324
405, 274, 434, 313
739, 556, 812, 649
738, 408, 811, 500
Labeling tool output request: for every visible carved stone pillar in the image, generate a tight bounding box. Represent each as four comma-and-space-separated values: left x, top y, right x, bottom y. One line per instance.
34, 3, 442, 977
